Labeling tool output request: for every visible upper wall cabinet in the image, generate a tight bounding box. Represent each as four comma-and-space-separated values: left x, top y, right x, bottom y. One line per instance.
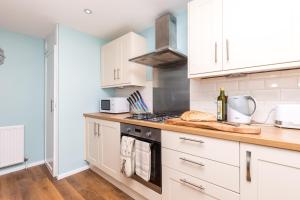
101, 32, 147, 88
188, 0, 300, 78
188, 0, 222, 75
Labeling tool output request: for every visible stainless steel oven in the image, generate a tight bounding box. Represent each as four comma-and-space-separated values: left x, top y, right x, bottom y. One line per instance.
120, 123, 162, 194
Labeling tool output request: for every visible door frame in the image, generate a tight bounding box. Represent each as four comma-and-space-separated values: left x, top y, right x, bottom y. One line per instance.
44, 25, 59, 177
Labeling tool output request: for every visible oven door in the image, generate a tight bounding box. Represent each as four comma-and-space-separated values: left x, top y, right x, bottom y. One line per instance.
121, 133, 162, 194
100, 99, 111, 112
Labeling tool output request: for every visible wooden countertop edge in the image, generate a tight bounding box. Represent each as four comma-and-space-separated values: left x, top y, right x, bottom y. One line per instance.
83, 113, 300, 152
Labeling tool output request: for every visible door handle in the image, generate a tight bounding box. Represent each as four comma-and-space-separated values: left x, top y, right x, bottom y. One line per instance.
117, 68, 120, 79
214, 42, 217, 63
94, 122, 97, 136
114, 69, 116, 80
226, 39, 230, 62
50, 99, 54, 112
246, 151, 251, 182
97, 123, 100, 136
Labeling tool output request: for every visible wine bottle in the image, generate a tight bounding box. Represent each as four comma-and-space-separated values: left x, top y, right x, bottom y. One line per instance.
217, 88, 227, 121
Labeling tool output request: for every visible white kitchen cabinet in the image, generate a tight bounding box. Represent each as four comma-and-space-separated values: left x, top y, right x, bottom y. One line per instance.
188, 0, 223, 75
223, 0, 300, 71
99, 120, 121, 179
101, 32, 147, 88
240, 143, 300, 200
85, 118, 121, 180
162, 166, 239, 200
85, 118, 101, 166
188, 0, 300, 78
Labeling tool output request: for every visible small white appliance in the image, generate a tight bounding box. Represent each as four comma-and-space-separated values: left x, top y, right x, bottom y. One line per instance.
227, 96, 256, 124
275, 104, 300, 129
100, 97, 129, 113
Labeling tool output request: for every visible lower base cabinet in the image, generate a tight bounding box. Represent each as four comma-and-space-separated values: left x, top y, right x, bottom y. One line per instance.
85, 118, 121, 180
240, 143, 300, 200
162, 167, 239, 200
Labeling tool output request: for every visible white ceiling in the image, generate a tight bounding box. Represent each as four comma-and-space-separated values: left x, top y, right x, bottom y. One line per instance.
0, 0, 188, 39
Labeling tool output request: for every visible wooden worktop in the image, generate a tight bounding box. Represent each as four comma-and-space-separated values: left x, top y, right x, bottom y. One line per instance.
84, 112, 300, 152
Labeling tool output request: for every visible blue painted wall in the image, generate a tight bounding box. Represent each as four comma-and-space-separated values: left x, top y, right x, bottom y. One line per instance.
139, 10, 188, 80
0, 29, 45, 170
58, 25, 114, 174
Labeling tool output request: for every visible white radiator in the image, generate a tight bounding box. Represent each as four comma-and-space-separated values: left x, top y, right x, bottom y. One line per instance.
0, 125, 24, 168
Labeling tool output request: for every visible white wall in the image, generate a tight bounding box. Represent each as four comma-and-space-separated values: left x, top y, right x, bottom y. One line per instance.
191, 69, 300, 124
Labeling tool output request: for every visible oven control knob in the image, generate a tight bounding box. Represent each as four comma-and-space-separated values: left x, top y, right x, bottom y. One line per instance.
126, 128, 131, 133
146, 131, 152, 137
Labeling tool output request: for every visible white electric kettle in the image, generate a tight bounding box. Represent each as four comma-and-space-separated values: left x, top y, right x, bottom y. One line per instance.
227, 96, 256, 124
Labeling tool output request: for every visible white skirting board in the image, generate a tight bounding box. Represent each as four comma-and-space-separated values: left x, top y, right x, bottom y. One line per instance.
56, 165, 90, 180
0, 160, 45, 176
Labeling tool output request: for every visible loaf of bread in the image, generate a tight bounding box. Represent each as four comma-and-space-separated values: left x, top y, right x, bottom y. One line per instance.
181, 110, 217, 122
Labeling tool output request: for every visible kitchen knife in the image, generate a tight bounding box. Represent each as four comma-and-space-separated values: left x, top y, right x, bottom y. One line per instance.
133, 92, 148, 113
135, 91, 149, 112
130, 94, 146, 113
128, 97, 139, 113
127, 98, 137, 113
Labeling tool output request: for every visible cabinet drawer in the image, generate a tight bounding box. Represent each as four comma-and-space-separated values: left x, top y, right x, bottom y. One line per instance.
163, 166, 239, 200
162, 130, 239, 166
162, 148, 239, 192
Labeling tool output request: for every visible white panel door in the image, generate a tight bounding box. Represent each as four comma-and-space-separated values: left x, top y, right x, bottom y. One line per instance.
223, 0, 300, 70
101, 39, 120, 86
100, 120, 120, 179
45, 28, 58, 177
188, 0, 222, 75
240, 143, 300, 200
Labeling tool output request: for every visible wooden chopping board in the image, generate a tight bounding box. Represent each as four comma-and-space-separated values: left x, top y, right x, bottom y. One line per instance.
165, 118, 261, 134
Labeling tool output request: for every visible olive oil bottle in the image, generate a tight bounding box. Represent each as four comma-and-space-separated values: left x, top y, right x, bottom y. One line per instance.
217, 88, 227, 121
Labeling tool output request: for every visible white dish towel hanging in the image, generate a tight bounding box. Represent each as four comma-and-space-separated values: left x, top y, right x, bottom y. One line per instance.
120, 136, 135, 177
135, 140, 151, 181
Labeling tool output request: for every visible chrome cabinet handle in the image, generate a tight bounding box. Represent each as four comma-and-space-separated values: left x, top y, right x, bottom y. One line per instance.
180, 157, 205, 167
179, 137, 204, 144
214, 42, 217, 63
114, 69, 116, 80
50, 99, 54, 112
226, 39, 229, 62
180, 179, 205, 190
246, 151, 251, 182
94, 122, 97, 136
97, 123, 100, 136
117, 68, 120, 79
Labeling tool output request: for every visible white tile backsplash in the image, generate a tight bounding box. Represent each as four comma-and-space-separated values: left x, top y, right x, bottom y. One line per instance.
190, 69, 300, 124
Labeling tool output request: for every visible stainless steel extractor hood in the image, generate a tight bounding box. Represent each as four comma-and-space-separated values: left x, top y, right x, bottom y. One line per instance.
129, 13, 187, 67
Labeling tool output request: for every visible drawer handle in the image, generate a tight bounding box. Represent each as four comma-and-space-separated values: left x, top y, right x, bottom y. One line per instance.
246, 151, 251, 182
180, 157, 205, 167
97, 124, 100, 136
180, 178, 205, 190
179, 137, 204, 144
94, 122, 97, 136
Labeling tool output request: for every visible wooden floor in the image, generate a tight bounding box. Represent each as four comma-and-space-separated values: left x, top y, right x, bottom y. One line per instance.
0, 165, 133, 200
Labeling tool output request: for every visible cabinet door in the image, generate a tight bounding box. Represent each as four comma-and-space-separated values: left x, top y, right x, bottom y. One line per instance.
188, 0, 222, 75
99, 120, 121, 179
223, 0, 300, 70
240, 143, 300, 200
101, 39, 121, 87
85, 118, 100, 166
162, 167, 239, 200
